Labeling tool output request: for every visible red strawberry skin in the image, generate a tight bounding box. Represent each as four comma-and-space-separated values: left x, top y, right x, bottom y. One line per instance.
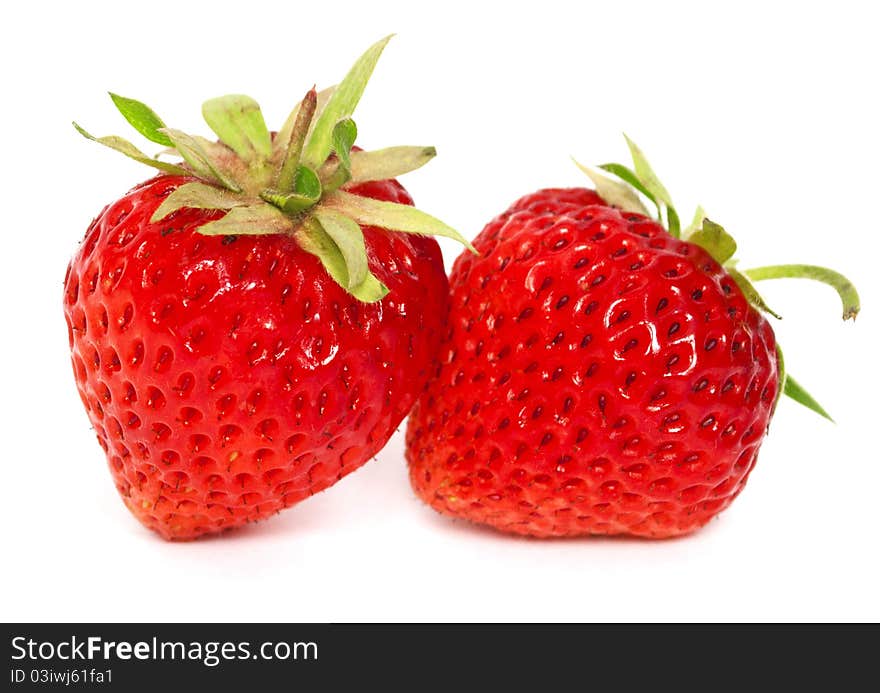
406, 188, 779, 538
64, 174, 448, 540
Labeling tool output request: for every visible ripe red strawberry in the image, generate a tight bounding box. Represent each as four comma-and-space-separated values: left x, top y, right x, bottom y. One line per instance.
64, 37, 471, 540
405, 139, 859, 538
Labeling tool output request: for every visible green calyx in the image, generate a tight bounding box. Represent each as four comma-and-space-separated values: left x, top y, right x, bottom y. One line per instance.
74, 36, 474, 303
575, 137, 861, 421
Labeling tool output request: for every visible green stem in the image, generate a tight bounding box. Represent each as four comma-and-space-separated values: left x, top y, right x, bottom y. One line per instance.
744, 264, 860, 321
276, 88, 317, 192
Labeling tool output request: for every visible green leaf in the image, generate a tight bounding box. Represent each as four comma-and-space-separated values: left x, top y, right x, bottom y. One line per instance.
159, 128, 242, 192
773, 344, 786, 412
598, 162, 659, 209
302, 35, 393, 168
296, 218, 389, 303
683, 205, 707, 236
313, 208, 370, 288
202, 95, 272, 164
332, 118, 357, 174
108, 93, 173, 147
783, 373, 833, 421
744, 264, 860, 321
666, 205, 681, 237
350, 270, 389, 302
346, 145, 436, 182
261, 167, 322, 216
323, 118, 358, 192
572, 159, 650, 216
623, 134, 674, 208
196, 204, 293, 236
295, 165, 322, 199
688, 218, 737, 264
322, 190, 476, 252
274, 85, 337, 162
73, 122, 188, 175
260, 190, 318, 216
150, 181, 247, 223
727, 267, 782, 320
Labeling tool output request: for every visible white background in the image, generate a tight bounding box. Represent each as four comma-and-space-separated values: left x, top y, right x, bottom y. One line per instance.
2, 0, 878, 622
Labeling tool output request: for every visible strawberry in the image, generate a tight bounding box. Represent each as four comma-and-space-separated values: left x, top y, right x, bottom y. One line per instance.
64, 37, 472, 540
405, 138, 859, 538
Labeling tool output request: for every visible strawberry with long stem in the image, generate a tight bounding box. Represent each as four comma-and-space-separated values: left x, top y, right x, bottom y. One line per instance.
406, 137, 859, 538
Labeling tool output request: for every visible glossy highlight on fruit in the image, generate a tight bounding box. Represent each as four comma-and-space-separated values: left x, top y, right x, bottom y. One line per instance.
407, 189, 778, 537
66, 176, 448, 539
65, 37, 470, 539
406, 140, 859, 539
